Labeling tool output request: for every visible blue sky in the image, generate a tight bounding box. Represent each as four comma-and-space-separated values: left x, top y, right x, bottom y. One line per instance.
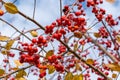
0, 0, 120, 80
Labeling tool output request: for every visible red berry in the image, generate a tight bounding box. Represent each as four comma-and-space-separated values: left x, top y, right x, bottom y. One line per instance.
0, 10, 4, 16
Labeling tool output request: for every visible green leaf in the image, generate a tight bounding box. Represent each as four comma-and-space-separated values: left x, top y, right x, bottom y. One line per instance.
0, 69, 5, 76
48, 65, 55, 74
4, 3, 18, 14
64, 72, 73, 80
46, 50, 54, 58
15, 70, 27, 78
5, 40, 15, 50
0, 36, 10, 41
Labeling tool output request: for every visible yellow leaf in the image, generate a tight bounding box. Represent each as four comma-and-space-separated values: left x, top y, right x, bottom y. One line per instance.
4, 3, 18, 14
75, 63, 82, 71
30, 30, 38, 37
64, 72, 73, 80
73, 74, 83, 80
116, 35, 120, 44
94, 32, 101, 38
1, 49, 9, 55
46, 50, 54, 58
5, 40, 15, 50
0, 36, 10, 41
0, 69, 5, 76
14, 60, 23, 67
74, 32, 82, 38
74, 43, 78, 52
15, 77, 26, 80
47, 65, 55, 74
15, 70, 27, 78
86, 59, 94, 65
78, 74, 83, 80
112, 73, 117, 78
105, 63, 120, 72
106, 0, 115, 3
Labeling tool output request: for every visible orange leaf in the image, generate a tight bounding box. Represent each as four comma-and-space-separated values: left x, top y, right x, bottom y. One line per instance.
105, 63, 120, 72
74, 32, 82, 38
112, 73, 117, 78
94, 32, 101, 38
86, 59, 94, 65
75, 63, 82, 71
106, 0, 115, 3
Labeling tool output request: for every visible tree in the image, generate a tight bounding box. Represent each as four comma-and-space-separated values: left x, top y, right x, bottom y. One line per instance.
0, 0, 120, 80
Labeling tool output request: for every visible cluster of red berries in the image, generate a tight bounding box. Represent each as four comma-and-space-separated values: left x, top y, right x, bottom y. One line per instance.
52, 28, 66, 40
105, 14, 118, 26
98, 27, 109, 38
58, 44, 66, 54
87, 0, 103, 7
45, 24, 55, 34
47, 55, 64, 72
19, 41, 40, 66
63, 5, 70, 15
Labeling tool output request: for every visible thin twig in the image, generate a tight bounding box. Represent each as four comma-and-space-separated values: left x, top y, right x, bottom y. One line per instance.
0, 65, 33, 79
33, 0, 36, 19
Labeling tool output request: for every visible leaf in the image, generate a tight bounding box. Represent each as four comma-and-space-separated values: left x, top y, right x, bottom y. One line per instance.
0, 69, 5, 76
0, 36, 10, 41
1, 49, 9, 55
15, 77, 26, 80
78, 74, 83, 80
104, 63, 120, 72
112, 73, 117, 78
47, 65, 55, 74
4, 3, 18, 14
64, 72, 73, 80
45, 50, 54, 58
30, 30, 38, 37
116, 35, 120, 44
94, 32, 101, 38
74, 32, 82, 38
73, 74, 83, 80
5, 40, 15, 50
74, 43, 78, 52
15, 70, 27, 78
86, 59, 94, 65
106, 0, 115, 3
75, 63, 82, 71
10, 67, 19, 71
14, 60, 23, 67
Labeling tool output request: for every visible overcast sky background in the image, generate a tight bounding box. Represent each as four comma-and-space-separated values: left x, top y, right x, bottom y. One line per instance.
0, 0, 120, 80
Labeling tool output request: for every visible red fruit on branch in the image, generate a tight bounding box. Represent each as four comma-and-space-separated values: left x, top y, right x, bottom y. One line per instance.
0, 10, 4, 16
